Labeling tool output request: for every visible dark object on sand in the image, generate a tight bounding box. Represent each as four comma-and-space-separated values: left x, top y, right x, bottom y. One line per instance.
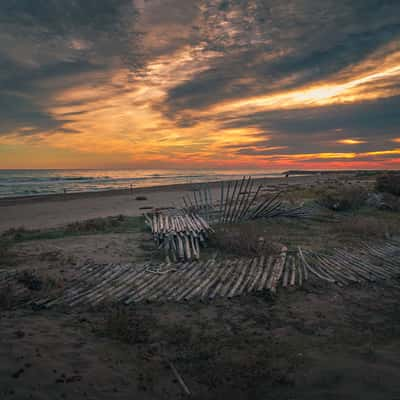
135, 196, 148, 201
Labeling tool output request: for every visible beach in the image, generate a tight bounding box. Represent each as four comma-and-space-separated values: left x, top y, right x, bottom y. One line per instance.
2, 171, 400, 400
0, 175, 322, 232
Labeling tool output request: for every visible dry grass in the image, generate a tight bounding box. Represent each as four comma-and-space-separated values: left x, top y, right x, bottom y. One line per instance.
210, 222, 282, 257
65, 215, 125, 233
332, 215, 400, 240
0, 216, 144, 247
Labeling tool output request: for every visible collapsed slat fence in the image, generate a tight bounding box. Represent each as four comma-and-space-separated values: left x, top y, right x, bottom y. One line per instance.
181, 176, 329, 225
144, 211, 213, 262
0, 239, 395, 308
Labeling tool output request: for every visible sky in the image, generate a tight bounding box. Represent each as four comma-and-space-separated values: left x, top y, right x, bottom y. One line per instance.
0, 0, 400, 170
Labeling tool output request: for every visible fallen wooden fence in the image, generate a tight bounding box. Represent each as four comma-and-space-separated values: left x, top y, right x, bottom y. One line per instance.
31, 246, 294, 307
300, 239, 400, 286
181, 176, 328, 224
2, 240, 399, 309
144, 211, 213, 262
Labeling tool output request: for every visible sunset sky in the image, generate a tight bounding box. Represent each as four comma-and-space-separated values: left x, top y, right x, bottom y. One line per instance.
1, 0, 400, 170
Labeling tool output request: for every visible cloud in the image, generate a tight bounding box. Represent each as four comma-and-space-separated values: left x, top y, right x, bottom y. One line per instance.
164, 0, 400, 114
0, 0, 141, 137
1, 0, 399, 168
218, 95, 400, 155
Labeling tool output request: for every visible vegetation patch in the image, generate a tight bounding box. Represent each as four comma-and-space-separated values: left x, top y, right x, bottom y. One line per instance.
0, 215, 145, 245
332, 216, 399, 240
317, 185, 368, 211
210, 222, 281, 257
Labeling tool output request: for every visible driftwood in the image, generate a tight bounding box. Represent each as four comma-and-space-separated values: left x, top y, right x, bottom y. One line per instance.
166, 358, 191, 396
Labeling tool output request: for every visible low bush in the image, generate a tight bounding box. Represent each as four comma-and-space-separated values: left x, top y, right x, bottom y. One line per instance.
317, 185, 368, 211
376, 174, 400, 196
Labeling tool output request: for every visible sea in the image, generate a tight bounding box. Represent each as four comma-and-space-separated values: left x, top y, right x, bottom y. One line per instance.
0, 169, 290, 199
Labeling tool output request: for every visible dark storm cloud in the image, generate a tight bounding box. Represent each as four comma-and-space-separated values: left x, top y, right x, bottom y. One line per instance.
165, 0, 400, 113
0, 0, 140, 66
0, 0, 140, 136
220, 95, 400, 155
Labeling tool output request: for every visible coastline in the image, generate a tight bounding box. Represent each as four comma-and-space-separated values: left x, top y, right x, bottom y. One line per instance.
0, 175, 320, 232
0, 175, 297, 206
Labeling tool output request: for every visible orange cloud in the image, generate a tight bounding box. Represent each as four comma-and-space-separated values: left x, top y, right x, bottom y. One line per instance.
337, 139, 367, 145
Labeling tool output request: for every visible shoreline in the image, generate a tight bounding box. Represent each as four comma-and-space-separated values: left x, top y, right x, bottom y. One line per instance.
0, 175, 318, 232
0, 176, 292, 207
0, 172, 369, 232
1, 169, 392, 205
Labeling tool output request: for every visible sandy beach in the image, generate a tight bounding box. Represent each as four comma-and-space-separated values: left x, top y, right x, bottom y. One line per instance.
0, 175, 322, 232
